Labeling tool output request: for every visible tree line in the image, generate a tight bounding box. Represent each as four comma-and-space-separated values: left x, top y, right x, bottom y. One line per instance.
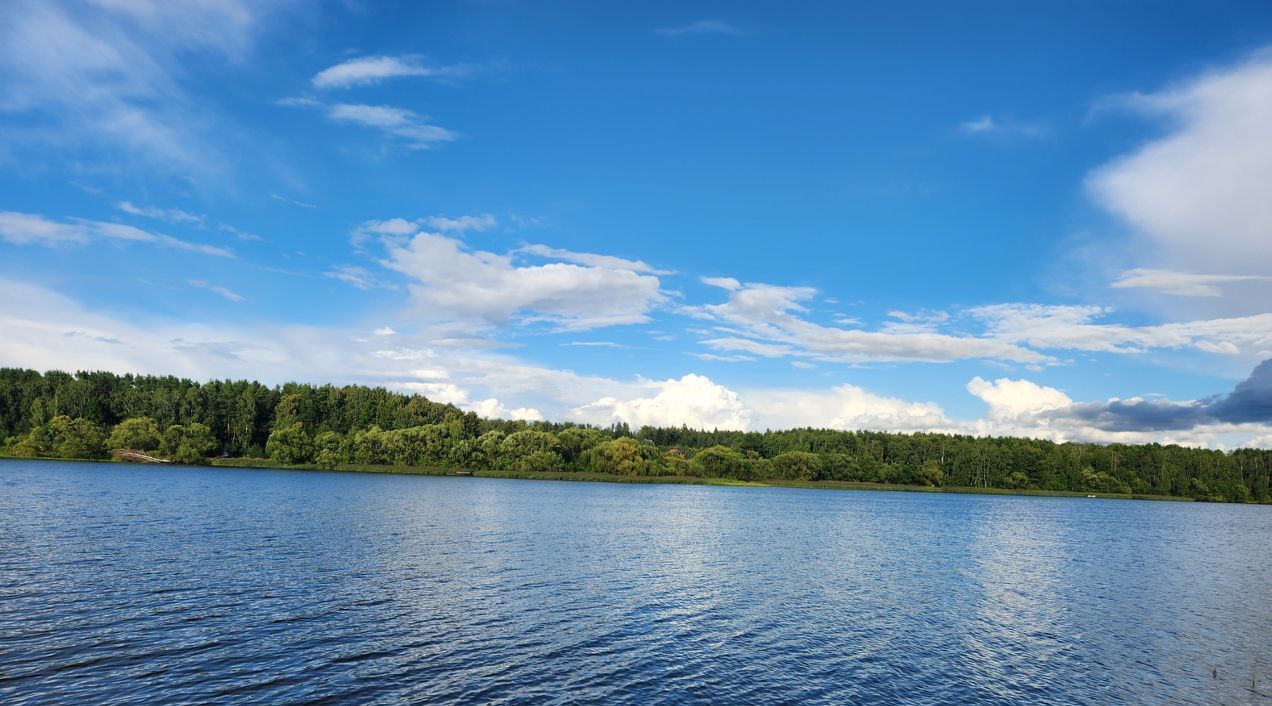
0, 368, 1267, 502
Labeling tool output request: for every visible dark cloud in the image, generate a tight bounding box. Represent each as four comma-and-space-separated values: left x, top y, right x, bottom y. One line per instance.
1060, 399, 1209, 432
1208, 359, 1272, 423
1048, 359, 1272, 432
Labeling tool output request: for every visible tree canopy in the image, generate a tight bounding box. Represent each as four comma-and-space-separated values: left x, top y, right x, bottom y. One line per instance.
1, 368, 1267, 502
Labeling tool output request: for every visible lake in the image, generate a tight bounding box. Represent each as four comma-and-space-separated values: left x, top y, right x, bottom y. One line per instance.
0, 459, 1268, 704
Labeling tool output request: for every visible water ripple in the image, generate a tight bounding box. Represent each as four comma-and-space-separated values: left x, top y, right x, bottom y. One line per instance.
0, 459, 1268, 705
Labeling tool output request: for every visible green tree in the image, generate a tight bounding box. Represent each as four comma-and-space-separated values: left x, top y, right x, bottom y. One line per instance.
692, 445, 747, 479
267, 422, 312, 464
917, 459, 945, 487
588, 437, 659, 475
162, 423, 217, 464
499, 431, 562, 472
107, 417, 161, 452
46, 415, 107, 459
770, 451, 822, 481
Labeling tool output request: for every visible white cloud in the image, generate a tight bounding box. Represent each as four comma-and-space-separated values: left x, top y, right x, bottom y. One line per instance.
325, 264, 392, 291
1110, 268, 1269, 297
971, 303, 1272, 358
327, 103, 456, 150
521, 244, 671, 275
655, 20, 745, 37
117, 201, 204, 226
0, 0, 279, 175
746, 385, 953, 433
701, 276, 741, 291
697, 280, 1048, 364
5, 276, 1271, 448
700, 337, 795, 358
962, 372, 1272, 447
380, 229, 667, 331
471, 398, 543, 422
270, 194, 317, 209
573, 374, 751, 430
958, 114, 1048, 138
374, 327, 396, 336
218, 224, 263, 242
312, 55, 470, 89
690, 353, 756, 363
188, 279, 244, 302
1088, 52, 1272, 275
0, 211, 233, 257
967, 376, 1073, 418
887, 309, 950, 324
424, 214, 497, 233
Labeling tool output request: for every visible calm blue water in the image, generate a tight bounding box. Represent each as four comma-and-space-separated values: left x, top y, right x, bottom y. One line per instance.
0, 459, 1269, 705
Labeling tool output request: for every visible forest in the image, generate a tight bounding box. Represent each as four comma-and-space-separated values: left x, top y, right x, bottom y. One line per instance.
0, 368, 1267, 503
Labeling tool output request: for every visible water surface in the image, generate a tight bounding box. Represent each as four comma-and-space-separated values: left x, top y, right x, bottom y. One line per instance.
1, 459, 1268, 704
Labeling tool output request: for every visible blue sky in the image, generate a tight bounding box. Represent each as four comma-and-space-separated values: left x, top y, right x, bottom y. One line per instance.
2, 1, 1271, 447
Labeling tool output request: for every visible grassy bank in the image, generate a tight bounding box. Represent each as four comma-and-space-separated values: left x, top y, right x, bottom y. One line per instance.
200, 457, 1193, 501
0, 453, 1199, 501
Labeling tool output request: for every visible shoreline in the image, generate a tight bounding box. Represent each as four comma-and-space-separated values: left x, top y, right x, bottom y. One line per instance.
1, 454, 1197, 502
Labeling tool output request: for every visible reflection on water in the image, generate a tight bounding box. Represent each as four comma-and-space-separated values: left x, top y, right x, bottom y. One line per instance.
0, 459, 1268, 705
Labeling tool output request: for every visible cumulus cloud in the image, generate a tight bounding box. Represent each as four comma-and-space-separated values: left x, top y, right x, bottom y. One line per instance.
745, 385, 953, 433
312, 55, 471, 89
6, 277, 1270, 449
471, 398, 544, 422
1088, 52, 1272, 276
377, 226, 667, 331
0, 211, 233, 257
1110, 268, 1269, 297
573, 374, 751, 430
968, 360, 1272, 444
1205, 359, 1272, 424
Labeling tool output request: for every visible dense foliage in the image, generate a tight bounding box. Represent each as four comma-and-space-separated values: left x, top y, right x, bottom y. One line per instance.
1, 368, 1268, 502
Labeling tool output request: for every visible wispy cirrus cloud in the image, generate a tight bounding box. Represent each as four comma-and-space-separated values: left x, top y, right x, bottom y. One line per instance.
694, 278, 1049, 365
325, 264, 396, 291
0, 211, 232, 257
655, 20, 745, 37
520, 244, 672, 275
270, 193, 318, 209
958, 114, 1048, 139
327, 103, 455, 149
1110, 268, 1270, 297
970, 303, 1272, 358
0, 0, 285, 178
188, 279, 244, 302
312, 55, 472, 89
117, 201, 205, 226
